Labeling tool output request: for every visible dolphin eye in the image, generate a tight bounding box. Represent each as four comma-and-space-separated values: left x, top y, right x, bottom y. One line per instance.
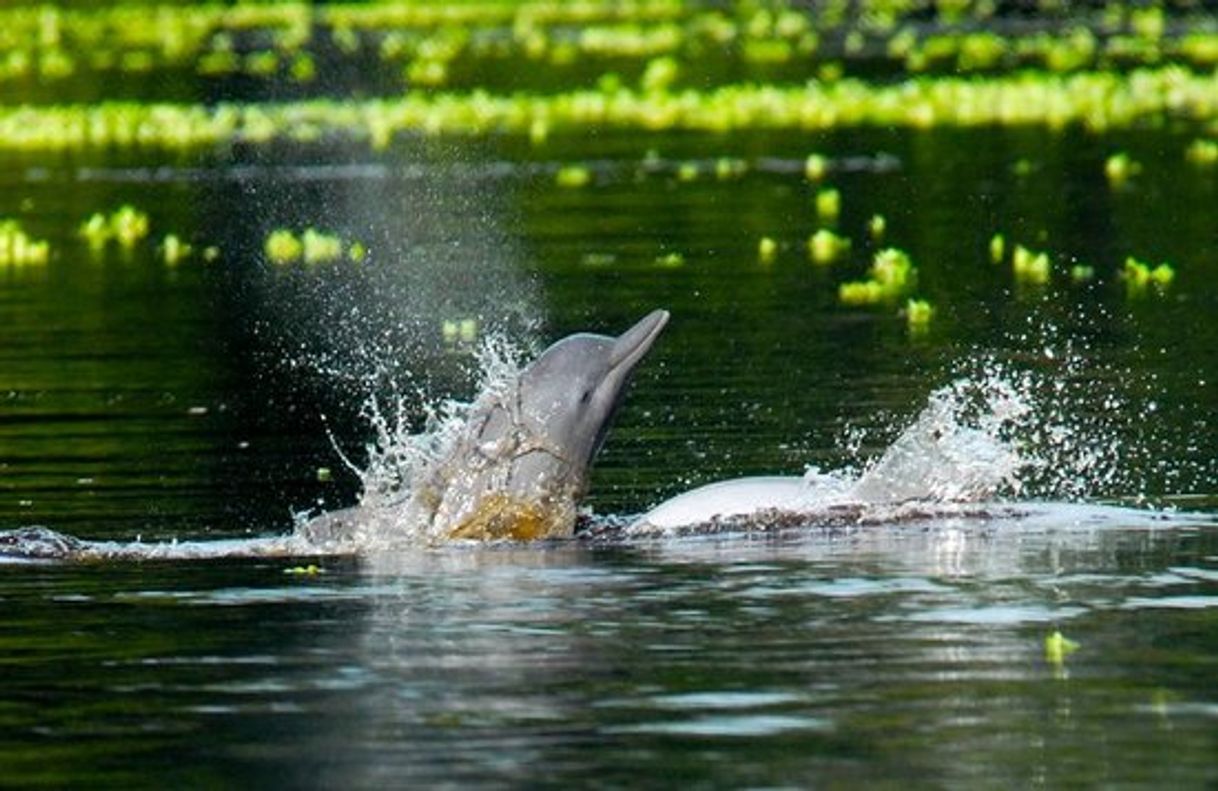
579, 388, 593, 405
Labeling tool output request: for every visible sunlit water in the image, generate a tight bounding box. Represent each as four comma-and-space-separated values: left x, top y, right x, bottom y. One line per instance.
2, 127, 1217, 785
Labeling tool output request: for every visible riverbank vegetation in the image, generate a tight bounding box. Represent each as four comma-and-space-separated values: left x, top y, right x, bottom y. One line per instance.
0, 1, 1208, 333
4, 1, 1218, 94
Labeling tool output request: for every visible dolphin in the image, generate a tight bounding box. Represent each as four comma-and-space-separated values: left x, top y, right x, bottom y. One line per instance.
630, 396, 1022, 533
301, 309, 670, 545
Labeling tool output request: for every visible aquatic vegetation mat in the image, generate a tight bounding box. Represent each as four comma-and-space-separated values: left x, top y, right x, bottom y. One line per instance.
5, 1, 1218, 149
5, 66, 1218, 155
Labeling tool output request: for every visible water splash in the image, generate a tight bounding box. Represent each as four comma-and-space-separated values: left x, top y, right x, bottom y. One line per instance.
630, 332, 1204, 537
0, 332, 538, 562
308, 331, 535, 547
846, 330, 1195, 508
850, 369, 1034, 504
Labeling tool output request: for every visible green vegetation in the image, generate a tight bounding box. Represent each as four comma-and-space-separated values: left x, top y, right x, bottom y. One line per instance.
442, 318, 479, 346
264, 227, 362, 265
757, 236, 777, 262
904, 298, 933, 332
283, 564, 325, 576
161, 233, 192, 265
0, 1, 1201, 336
867, 214, 886, 242
555, 164, 592, 188
5, 1, 1218, 95
989, 233, 1005, 265
1070, 264, 1096, 283
839, 248, 917, 306
111, 205, 150, 248
804, 154, 828, 182
78, 205, 149, 250
1123, 256, 1175, 294
808, 229, 850, 265
1104, 151, 1141, 186
0, 218, 50, 266
5, 66, 1218, 153
1185, 138, 1218, 166
815, 188, 841, 223
1012, 244, 1052, 285
5, 1, 1218, 154
1044, 630, 1080, 667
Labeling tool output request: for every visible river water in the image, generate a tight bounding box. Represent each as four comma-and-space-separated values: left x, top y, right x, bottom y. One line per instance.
1, 127, 1216, 786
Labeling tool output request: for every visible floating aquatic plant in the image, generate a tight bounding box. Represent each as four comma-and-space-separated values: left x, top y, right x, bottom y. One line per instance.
1123, 256, 1174, 294
655, 251, 684, 268
283, 564, 324, 576
989, 232, 1005, 264
302, 228, 343, 264
1104, 151, 1141, 186
808, 229, 851, 265
815, 188, 841, 222
264, 227, 361, 266
1012, 244, 1051, 285
442, 318, 479, 346
289, 53, 317, 83
839, 247, 916, 305
1069, 264, 1096, 282
110, 205, 149, 249
77, 206, 150, 251
1185, 138, 1218, 167
79, 213, 111, 250
0, 219, 50, 266
640, 55, 678, 93
905, 298, 934, 331
265, 229, 303, 264
758, 236, 777, 262
1044, 630, 1079, 666
868, 214, 886, 241
161, 234, 191, 266
714, 157, 747, 180
6, 2, 1218, 103
555, 164, 591, 188
6, 65, 1218, 153
804, 153, 828, 181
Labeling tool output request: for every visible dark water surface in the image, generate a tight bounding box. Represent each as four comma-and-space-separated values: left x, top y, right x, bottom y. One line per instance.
2, 128, 1217, 786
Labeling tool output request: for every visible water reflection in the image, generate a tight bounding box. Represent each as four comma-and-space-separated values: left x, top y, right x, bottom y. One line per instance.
3, 119, 1218, 785
0, 510, 1214, 786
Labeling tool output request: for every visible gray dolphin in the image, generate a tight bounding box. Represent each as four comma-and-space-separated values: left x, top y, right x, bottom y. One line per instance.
301, 309, 670, 545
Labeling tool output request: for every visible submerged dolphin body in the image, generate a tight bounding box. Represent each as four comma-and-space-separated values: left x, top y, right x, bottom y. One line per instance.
631, 402, 1024, 533
302, 309, 670, 546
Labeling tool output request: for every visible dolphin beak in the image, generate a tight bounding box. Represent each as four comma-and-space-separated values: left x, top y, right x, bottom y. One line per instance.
609, 309, 670, 374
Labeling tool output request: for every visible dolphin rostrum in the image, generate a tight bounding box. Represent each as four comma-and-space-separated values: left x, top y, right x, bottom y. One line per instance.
301, 309, 670, 545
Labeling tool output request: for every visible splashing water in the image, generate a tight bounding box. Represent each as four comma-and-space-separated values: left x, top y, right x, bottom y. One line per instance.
628, 343, 1197, 537
850, 369, 1035, 504
311, 331, 535, 547
845, 334, 1188, 509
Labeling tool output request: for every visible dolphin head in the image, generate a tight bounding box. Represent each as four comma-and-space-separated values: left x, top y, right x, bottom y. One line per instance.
517, 309, 670, 476
436, 309, 670, 541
